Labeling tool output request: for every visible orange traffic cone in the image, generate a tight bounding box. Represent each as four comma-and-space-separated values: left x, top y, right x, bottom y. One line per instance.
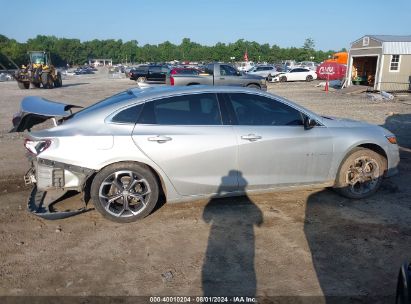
324, 74, 329, 93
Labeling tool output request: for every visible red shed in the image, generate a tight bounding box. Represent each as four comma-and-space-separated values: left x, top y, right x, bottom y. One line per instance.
316, 62, 347, 80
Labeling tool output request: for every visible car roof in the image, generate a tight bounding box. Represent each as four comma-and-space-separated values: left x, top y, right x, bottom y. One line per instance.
130, 85, 264, 98
68, 85, 320, 125
127, 85, 317, 116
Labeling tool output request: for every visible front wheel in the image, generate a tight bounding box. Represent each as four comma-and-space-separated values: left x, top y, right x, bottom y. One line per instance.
333, 148, 386, 199
41, 73, 54, 89
306, 75, 313, 82
54, 72, 62, 87
137, 76, 146, 83
17, 81, 30, 89
91, 162, 159, 223
280, 76, 287, 82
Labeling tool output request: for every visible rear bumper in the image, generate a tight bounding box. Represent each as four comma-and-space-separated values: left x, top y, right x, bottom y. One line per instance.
26, 158, 94, 191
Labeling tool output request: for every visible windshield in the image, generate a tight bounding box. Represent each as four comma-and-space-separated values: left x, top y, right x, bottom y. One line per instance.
30, 52, 46, 65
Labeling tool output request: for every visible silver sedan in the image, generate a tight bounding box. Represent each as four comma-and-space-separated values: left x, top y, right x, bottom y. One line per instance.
12, 86, 399, 222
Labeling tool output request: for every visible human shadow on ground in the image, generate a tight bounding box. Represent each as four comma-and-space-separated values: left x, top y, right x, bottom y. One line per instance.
202, 170, 263, 297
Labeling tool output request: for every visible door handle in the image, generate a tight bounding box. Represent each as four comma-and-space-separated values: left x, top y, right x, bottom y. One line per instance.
148, 135, 172, 143
241, 134, 262, 141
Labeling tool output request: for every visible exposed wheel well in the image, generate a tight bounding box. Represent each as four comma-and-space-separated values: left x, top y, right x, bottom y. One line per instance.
357, 143, 387, 163
247, 83, 261, 89
83, 161, 166, 204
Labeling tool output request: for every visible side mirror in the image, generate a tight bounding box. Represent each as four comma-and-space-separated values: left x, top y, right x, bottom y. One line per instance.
304, 116, 317, 130
236, 71, 242, 76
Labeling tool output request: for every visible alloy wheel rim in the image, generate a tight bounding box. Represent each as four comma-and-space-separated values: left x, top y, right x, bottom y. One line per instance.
345, 156, 380, 195
98, 170, 151, 217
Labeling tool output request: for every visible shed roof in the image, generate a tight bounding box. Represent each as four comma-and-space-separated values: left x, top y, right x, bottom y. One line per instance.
351, 35, 411, 54
366, 35, 411, 42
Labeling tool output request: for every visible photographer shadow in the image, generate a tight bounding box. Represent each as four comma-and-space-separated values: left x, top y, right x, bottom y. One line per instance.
202, 170, 263, 297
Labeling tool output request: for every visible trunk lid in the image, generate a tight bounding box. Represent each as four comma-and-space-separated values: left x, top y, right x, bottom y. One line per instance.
10, 96, 82, 132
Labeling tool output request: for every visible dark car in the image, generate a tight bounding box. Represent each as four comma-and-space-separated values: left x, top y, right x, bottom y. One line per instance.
129, 65, 169, 83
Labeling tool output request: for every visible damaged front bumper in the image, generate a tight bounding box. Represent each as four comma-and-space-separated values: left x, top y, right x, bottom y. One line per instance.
25, 158, 94, 219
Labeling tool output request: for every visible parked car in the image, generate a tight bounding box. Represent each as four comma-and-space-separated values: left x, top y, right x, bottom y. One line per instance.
73, 66, 95, 75
129, 65, 169, 83
295, 61, 318, 71
247, 65, 279, 78
11, 86, 399, 222
269, 68, 318, 82
0, 72, 13, 81
168, 63, 266, 90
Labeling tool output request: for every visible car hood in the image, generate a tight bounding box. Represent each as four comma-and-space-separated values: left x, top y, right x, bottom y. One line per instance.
321, 116, 374, 127
10, 96, 82, 132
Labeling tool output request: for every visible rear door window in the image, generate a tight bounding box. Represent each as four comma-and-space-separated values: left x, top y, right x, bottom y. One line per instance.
138, 93, 222, 125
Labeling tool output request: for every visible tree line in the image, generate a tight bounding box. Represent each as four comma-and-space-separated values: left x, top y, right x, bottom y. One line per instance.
0, 34, 345, 68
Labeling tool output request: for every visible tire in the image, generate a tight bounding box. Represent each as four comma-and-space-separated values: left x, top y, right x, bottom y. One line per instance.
91, 162, 159, 223
333, 148, 386, 199
280, 76, 287, 82
17, 81, 30, 89
54, 72, 62, 87
41, 73, 54, 89
247, 84, 260, 89
137, 76, 146, 83
306, 75, 313, 82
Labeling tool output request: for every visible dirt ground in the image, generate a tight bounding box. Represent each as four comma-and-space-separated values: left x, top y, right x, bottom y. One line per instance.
0, 72, 411, 303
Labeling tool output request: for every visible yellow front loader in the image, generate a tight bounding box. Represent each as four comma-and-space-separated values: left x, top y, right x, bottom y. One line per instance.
15, 51, 62, 89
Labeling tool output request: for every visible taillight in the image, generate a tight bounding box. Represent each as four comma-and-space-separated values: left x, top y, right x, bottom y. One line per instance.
170, 75, 174, 85
170, 69, 177, 75
24, 139, 52, 155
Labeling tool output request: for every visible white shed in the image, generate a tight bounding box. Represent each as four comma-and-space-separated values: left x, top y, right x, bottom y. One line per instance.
347, 35, 411, 91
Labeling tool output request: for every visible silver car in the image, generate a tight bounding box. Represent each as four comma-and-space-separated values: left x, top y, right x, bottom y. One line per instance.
12, 86, 399, 222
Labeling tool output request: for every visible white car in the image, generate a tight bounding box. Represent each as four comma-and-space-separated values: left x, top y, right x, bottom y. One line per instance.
270, 68, 317, 82
247, 65, 278, 78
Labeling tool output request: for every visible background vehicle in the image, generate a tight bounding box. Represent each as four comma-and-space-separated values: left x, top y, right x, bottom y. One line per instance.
168, 63, 266, 90
325, 52, 348, 65
236, 61, 255, 72
396, 262, 411, 304
11, 86, 399, 222
269, 67, 317, 82
129, 65, 169, 83
295, 61, 318, 71
247, 65, 278, 78
14, 51, 62, 89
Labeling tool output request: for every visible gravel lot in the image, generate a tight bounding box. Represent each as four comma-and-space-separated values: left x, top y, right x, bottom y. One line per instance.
0, 71, 410, 302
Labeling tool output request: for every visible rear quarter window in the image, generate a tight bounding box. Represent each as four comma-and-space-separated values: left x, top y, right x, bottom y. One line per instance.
111, 104, 143, 123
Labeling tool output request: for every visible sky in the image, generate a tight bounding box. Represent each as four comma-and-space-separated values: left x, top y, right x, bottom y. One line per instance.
1, 0, 411, 51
